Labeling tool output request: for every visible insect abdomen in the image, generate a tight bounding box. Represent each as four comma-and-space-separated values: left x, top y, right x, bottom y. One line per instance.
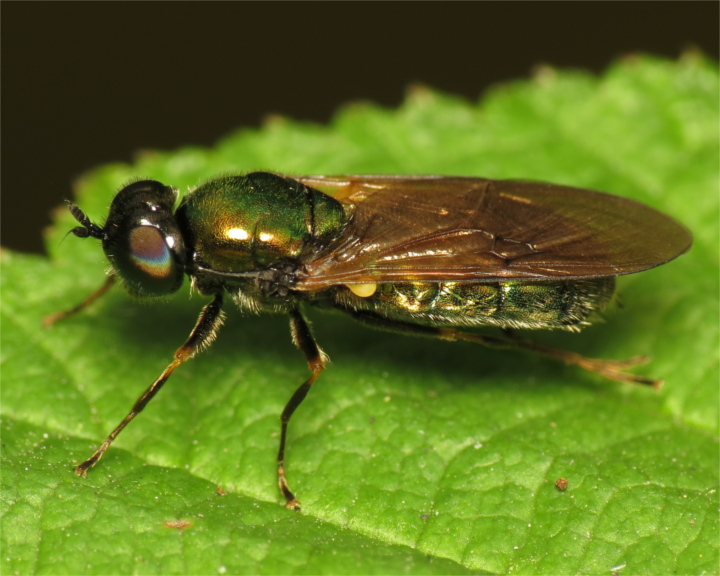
335, 278, 615, 330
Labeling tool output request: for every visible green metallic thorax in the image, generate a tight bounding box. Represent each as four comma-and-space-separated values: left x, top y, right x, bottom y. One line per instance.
176, 172, 346, 274
332, 278, 615, 330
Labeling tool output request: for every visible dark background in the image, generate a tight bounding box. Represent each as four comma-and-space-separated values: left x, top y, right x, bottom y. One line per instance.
4, 3, 718, 255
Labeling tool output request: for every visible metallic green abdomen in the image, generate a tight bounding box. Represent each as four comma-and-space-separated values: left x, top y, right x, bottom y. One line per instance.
335, 278, 615, 330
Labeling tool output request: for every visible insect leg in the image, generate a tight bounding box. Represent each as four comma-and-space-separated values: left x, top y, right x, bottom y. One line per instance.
492, 328, 659, 388
278, 307, 327, 511
75, 293, 225, 476
43, 274, 116, 327
344, 310, 660, 389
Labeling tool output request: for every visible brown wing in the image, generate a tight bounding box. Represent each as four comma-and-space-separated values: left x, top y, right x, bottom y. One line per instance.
294, 175, 692, 290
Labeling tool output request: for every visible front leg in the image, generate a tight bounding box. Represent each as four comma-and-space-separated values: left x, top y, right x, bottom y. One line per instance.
75, 293, 225, 476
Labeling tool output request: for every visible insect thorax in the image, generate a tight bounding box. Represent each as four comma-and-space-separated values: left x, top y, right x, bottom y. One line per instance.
332, 278, 616, 331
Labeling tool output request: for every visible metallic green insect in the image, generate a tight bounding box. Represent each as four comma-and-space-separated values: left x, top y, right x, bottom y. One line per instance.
49, 172, 692, 509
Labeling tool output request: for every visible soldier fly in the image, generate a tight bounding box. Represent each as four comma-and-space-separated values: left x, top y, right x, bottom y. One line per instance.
47, 172, 692, 509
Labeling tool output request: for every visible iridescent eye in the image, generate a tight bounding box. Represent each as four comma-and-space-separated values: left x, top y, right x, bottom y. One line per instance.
110, 225, 183, 296
128, 226, 174, 280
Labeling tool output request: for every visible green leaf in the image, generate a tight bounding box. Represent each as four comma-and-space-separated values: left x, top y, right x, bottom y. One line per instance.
2, 54, 718, 575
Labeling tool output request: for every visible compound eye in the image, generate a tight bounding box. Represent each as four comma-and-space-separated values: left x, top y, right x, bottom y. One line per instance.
129, 226, 174, 280
112, 225, 183, 296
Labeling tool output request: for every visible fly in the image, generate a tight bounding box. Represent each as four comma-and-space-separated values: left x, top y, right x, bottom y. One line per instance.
46, 172, 692, 509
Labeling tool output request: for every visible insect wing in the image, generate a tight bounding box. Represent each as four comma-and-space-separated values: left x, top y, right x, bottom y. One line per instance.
295, 176, 692, 289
